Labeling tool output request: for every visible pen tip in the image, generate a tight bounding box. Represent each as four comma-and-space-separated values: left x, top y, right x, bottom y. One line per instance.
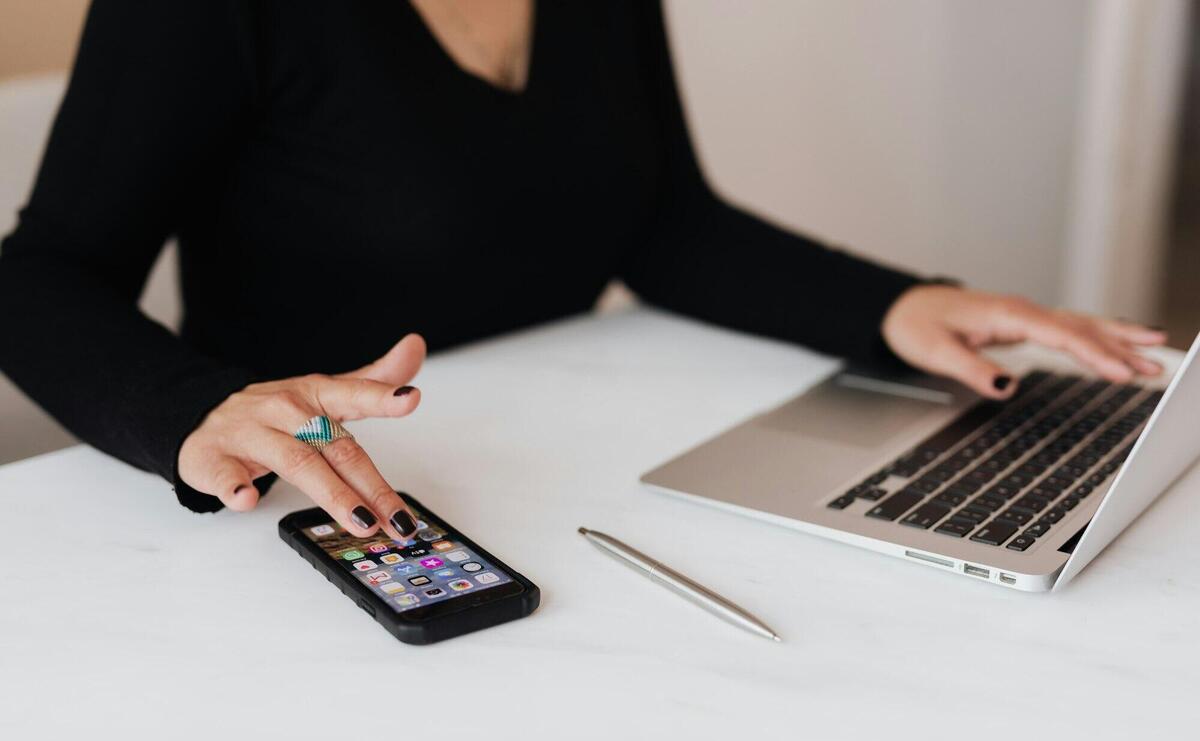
577, 527, 589, 535
772, 635, 782, 642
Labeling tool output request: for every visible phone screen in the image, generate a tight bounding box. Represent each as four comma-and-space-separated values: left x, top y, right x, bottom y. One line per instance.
301, 507, 514, 613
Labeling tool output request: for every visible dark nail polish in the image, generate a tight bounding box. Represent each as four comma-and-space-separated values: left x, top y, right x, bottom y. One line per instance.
993, 375, 1012, 391
390, 509, 417, 537
233, 485, 248, 495
393, 386, 415, 397
350, 506, 377, 529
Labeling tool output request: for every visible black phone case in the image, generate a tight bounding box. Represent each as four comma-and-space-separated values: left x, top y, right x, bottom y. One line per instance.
279, 493, 540, 645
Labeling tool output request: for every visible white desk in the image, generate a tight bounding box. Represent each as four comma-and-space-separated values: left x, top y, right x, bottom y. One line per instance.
1, 309, 1198, 739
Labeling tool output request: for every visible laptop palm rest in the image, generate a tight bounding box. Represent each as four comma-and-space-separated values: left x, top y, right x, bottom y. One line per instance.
756, 377, 950, 449
642, 373, 964, 517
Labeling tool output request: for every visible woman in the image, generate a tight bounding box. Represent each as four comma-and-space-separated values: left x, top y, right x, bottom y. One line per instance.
0, 0, 1165, 543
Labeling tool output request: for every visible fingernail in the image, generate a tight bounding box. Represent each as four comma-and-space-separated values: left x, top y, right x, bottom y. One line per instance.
390, 509, 417, 537
393, 386, 416, 397
233, 485, 249, 496
350, 506, 377, 529
993, 375, 1012, 391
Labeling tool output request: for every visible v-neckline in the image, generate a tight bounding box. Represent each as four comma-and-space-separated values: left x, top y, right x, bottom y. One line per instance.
404, 0, 542, 100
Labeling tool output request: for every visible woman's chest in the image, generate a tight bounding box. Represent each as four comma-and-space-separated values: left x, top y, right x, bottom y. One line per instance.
216, 1, 661, 260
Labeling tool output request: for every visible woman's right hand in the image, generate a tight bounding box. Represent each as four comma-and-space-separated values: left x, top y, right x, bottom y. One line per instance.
178, 334, 427, 541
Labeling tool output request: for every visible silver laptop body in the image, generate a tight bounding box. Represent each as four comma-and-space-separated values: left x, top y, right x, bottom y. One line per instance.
642, 331, 1200, 592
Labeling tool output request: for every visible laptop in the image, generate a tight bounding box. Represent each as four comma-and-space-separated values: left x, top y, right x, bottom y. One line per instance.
641, 330, 1200, 591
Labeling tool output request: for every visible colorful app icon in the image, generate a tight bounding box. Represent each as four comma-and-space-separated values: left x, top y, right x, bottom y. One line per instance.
423, 587, 446, 598
310, 524, 335, 536
394, 594, 419, 607
380, 554, 402, 565
380, 582, 406, 594
434, 568, 454, 578
366, 571, 392, 585
418, 529, 446, 542
447, 579, 473, 592
368, 544, 389, 554
353, 560, 378, 571
445, 550, 469, 562
461, 562, 482, 573
431, 541, 454, 552
474, 572, 500, 585
408, 575, 431, 587
341, 549, 365, 561
393, 563, 417, 575
398, 537, 418, 547
419, 557, 444, 569
415, 520, 428, 530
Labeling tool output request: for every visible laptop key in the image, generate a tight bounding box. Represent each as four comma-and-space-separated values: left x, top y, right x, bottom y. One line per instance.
1024, 522, 1051, 538
934, 489, 968, 506
970, 521, 1019, 546
954, 507, 989, 524
866, 490, 924, 521
1011, 494, 1052, 514
828, 493, 858, 509
901, 502, 953, 529
934, 518, 977, 537
996, 509, 1033, 525
1040, 508, 1066, 524
1006, 534, 1036, 552
973, 494, 1005, 512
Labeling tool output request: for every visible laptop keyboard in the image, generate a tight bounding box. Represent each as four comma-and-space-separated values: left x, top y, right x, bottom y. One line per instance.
826, 371, 1161, 551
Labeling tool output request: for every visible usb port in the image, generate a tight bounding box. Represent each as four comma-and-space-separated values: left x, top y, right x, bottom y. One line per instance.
999, 573, 1017, 585
963, 563, 990, 579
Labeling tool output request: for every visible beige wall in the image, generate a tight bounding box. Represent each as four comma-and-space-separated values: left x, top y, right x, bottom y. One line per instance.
0, 0, 88, 81
665, 0, 1094, 307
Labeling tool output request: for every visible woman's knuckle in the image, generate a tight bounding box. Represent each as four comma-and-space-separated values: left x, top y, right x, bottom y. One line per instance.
262, 390, 307, 419
323, 438, 367, 466
284, 443, 322, 472
328, 487, 360, 513
369, 486, 399, 504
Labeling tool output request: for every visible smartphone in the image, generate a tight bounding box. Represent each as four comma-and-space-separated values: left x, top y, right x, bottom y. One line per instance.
279, 493, 539, 645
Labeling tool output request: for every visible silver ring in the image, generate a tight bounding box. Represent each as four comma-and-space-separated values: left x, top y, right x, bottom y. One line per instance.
293, 415, 352, 450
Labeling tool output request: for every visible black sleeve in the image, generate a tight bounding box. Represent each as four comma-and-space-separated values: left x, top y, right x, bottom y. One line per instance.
619, 2, 924, 366
0, 0, 263, 512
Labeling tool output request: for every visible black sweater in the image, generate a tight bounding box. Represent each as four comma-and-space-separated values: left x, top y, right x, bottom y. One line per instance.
0, 0, 920, 512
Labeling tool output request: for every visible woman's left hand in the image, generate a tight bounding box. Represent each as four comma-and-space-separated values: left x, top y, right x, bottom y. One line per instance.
881, 284, 1167, 400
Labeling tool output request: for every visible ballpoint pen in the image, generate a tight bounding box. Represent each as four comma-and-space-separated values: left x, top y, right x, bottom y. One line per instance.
578, 527, 781, 642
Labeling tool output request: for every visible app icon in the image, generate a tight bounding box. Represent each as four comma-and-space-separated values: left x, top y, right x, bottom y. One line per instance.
474, 572, 500, 585
380, 554, 402, 565
435, 568, 455, 578
418, 529, 446, 542
423, 587, 447, 598
408, 575, 431, 587
431, 541, 454, 552
461, 562, 482, 573
394, 594, 419, 607
354, 560, 378, 571
415, 520, 428, 530
398, 537, 418, 547
366, 571, 392, 585
368, 544, 389, 554
393, 563, 417, 575
445, 550, 469, 562
419, 557, 444, 569
310, 524, 334, 536
447, 579, 473, 592
380, 582, 406, 594
341, 549, 365, 561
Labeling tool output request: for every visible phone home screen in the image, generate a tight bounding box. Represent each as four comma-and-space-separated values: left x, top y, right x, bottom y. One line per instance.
301, 509, 514, 613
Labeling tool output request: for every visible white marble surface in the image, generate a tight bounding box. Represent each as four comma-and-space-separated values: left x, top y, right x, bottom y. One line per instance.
1, 308, 1198, 739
